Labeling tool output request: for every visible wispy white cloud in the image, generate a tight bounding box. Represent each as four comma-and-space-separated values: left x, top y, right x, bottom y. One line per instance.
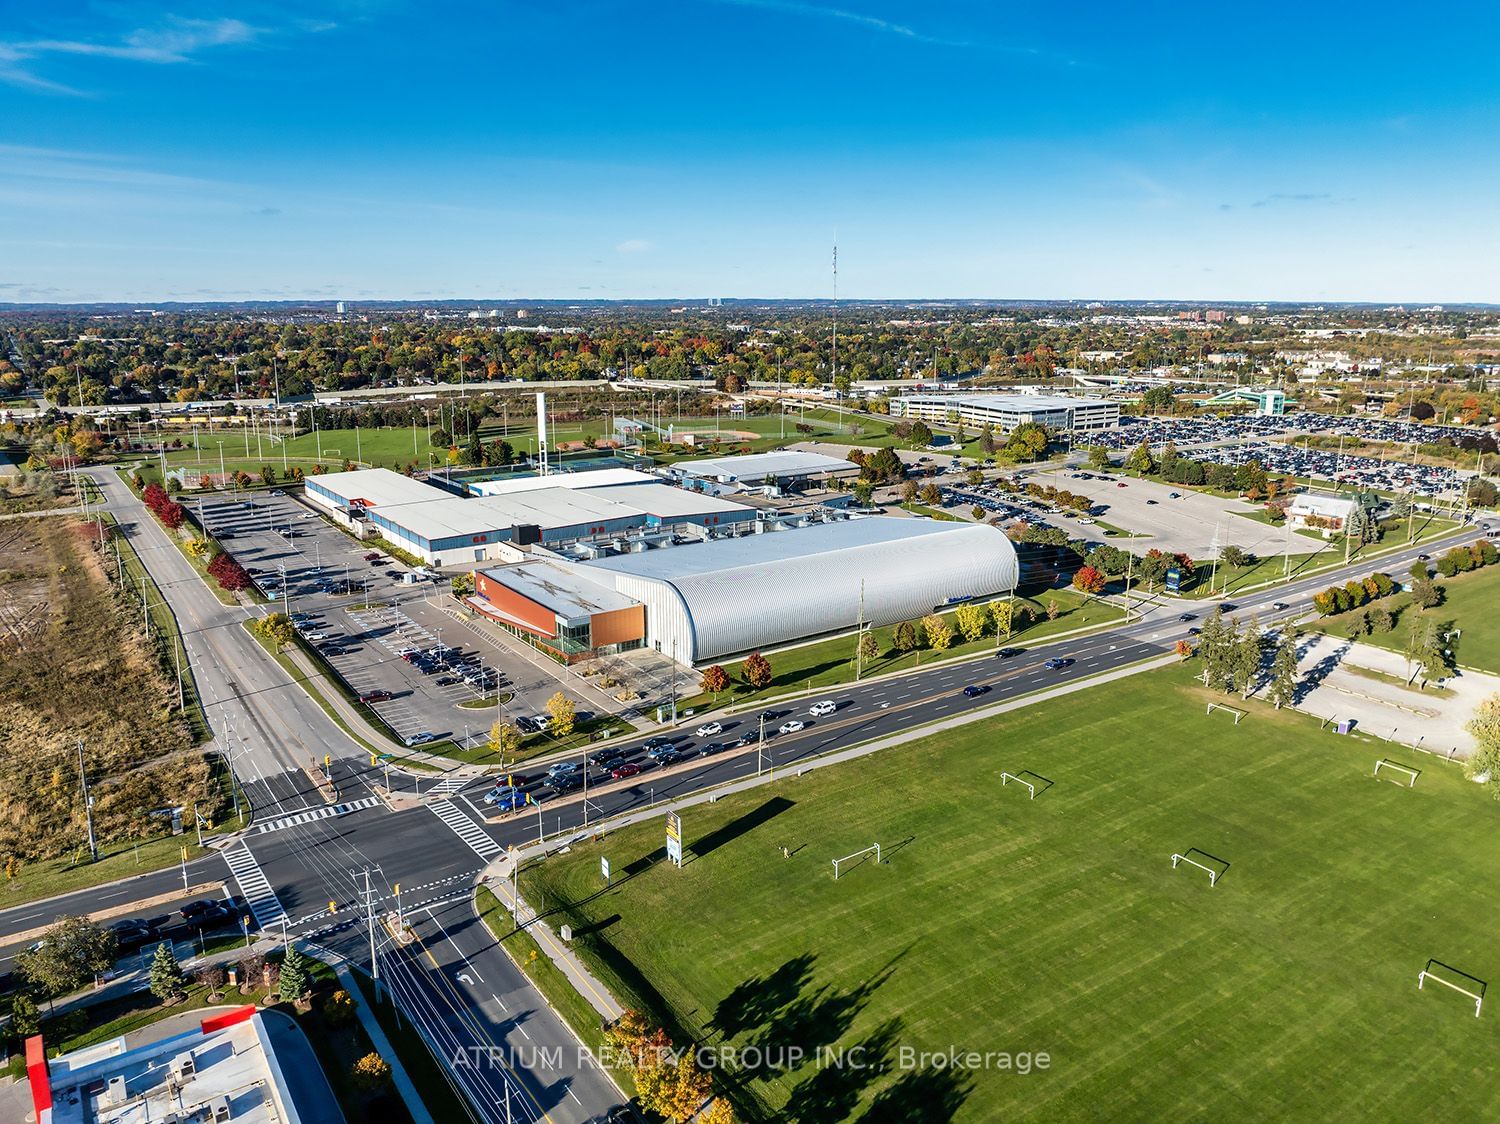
0, 11, 330, 93
707, 0, 965, 46
615, 239, 653, 253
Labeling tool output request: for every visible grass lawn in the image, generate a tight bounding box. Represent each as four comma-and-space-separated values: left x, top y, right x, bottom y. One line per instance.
524, 665, 1500, 1122
1320, 563, 1500, 675
0, 833, 211, 911
676, 588, 1123, 711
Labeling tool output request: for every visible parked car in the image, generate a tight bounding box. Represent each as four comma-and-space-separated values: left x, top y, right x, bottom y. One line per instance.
404, 732, 436, 746
695, 721, 723, 737
362, 552, 382, 562
778, 719, 805, 734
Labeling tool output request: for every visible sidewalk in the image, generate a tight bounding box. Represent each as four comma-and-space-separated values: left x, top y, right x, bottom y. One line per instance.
323, 956, 436, 1124
479, 856, 624, 1024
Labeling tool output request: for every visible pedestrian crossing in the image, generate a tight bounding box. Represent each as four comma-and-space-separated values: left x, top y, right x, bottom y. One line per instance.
428, 775, 469, 796
428, 798, 502, 859
253, 796, 381, 835
224, 845, 287, 930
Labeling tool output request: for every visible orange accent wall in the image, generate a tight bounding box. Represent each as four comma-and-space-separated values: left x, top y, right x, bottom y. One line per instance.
590, 604, 645, 648
475, 572, 557, 638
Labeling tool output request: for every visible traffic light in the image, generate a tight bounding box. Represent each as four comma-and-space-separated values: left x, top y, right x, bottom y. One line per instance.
323, 754, 331, 770
328, 900, 337, 914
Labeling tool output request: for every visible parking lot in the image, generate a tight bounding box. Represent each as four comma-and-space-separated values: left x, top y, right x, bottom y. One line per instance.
196, 489, 591, 751
1092, 415, 1480, 496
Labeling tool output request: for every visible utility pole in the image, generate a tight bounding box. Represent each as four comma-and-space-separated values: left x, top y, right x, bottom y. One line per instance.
854, 578, 865, 682
77, 739, 97, 862
358, 867, 383, 1001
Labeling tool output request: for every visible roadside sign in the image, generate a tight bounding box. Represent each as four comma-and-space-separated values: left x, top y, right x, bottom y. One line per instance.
601, 856, 611, 885
1165, 567, 1182, 594
666, 812, 683, 868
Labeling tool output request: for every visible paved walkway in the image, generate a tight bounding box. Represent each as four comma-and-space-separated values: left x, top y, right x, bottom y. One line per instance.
328, 958, 436, 1124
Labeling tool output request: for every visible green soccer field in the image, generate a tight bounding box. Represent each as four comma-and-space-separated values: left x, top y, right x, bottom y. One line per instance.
525, 666, 1500, 1121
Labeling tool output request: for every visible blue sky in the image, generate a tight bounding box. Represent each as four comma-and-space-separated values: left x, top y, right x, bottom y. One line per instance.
2, 1, 1498, 303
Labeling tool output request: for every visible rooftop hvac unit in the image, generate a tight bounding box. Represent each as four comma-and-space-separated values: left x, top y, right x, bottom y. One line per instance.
629, 538, 649, 553
103, 1076, 127, 1106
171, 1053, 197, 1081
514, 524, 542, 546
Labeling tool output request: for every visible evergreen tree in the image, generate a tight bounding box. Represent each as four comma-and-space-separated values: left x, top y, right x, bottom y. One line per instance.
278, 945, 309, 1002
1233, 618, 1264, 698
1268, 635, 1299, 709
149, 941, 186, 1002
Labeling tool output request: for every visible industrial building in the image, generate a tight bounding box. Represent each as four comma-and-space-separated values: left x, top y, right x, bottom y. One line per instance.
23, 1005, 307, 1124
466, 466, 657, 496
465, 516, 1020, 664
667, 449, 860, 488
304, 467, 756, 565
1286, 492, 1361, 535
890, 393, 1121, 433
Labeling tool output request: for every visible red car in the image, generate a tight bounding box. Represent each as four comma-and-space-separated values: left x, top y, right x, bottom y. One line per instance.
359, 690, 392, 703
362, 552, 382, 561
611, 761, 643, 780
1116, 482, 1128, 488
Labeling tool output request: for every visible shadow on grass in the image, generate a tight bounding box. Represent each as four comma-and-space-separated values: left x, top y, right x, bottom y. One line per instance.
687, 796, 797, 863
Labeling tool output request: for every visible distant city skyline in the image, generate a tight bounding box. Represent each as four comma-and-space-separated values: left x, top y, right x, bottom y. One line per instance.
3, 1, 1498, 304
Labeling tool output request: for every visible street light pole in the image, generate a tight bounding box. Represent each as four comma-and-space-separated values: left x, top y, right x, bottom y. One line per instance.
77, 739, 97, 862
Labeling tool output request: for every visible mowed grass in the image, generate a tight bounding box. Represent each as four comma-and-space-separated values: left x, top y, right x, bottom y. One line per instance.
526, 666, 1500, 1121
1322, 561, 1500, 674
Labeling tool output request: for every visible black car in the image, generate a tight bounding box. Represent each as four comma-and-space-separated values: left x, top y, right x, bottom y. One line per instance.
1178, 613, 1196, 622
589, 746, 625, 765
962, 684, 989, 698
1220, 603, 1237, 613
551, 774, 583, 794
699, 742, 726, 756
997, 647, 1024, 658
736, 730, 757, 747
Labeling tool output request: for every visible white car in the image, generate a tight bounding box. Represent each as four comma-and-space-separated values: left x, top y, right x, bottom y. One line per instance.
1076, 518, 1095, 525
808, 701, 836, 717
695, 721, 723, 737
778, 720, 805, 735
300, 512, 316, 520
305, 632, 328, 641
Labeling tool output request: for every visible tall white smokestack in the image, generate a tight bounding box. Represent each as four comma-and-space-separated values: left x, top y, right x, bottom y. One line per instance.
536, 391, 550, 475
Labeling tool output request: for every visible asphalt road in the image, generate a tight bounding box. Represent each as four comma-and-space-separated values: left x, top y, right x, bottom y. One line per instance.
16, 477, 1478, 1124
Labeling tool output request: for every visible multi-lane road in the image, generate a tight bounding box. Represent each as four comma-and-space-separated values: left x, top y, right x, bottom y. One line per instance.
5, 472, 1478, 1123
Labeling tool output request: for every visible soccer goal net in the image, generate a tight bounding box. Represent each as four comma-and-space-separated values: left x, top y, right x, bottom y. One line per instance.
1373, 758, 1419, 787
1418, 959, 1485, 1017
1170, 848, 1227, 888
1206, 702, 1246, 724
1000, 772, 1036, 800
832, 843, 881, 881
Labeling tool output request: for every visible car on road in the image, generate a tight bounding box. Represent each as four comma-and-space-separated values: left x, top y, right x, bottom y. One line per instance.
1116, 482, 1128, 488
1168, 492, 1181, 498
778, 719, 805, 734
736, 730, 758, 747
589, 747, 624, 765
1178, 613, 1196, 622
404, 732, 436, 746
270, 489, 285, 496
997, 647, 1024, 658
547, 761, 580, 777
611, 761, 644, 779
1188, 627, 1202, 636
646, 743, 676, 761
699, 741, 727, 756
550, 773, 584, 793
1418, 553, 1430, 561
1043, 657, 1074, 670
1220, 603, 1237, 613
183, 902, 232, 928
808, 700, 837, 717
962, 684, 989, 698
1145, 499, 1158, 505
1271, 601, 1288, 611
695, 721, 723, 737
483, 786, 526, 810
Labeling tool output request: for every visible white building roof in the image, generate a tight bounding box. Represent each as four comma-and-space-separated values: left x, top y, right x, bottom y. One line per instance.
387, 488, 645, 541
575, 517, 1018, 662
1289, 493, 1359, 518
672, 450, 857, 481
899, 393, 1112, 411
479, 559, 638, 622
586, 483, 751, 519
306, 466, 444, 509
467, 467, 656, 496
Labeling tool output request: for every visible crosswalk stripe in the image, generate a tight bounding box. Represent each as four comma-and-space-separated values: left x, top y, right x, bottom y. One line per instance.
224, 846, 287, 929
428, 776, 468, 795
253, 795, 380, 835
428, 799, 502, 859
